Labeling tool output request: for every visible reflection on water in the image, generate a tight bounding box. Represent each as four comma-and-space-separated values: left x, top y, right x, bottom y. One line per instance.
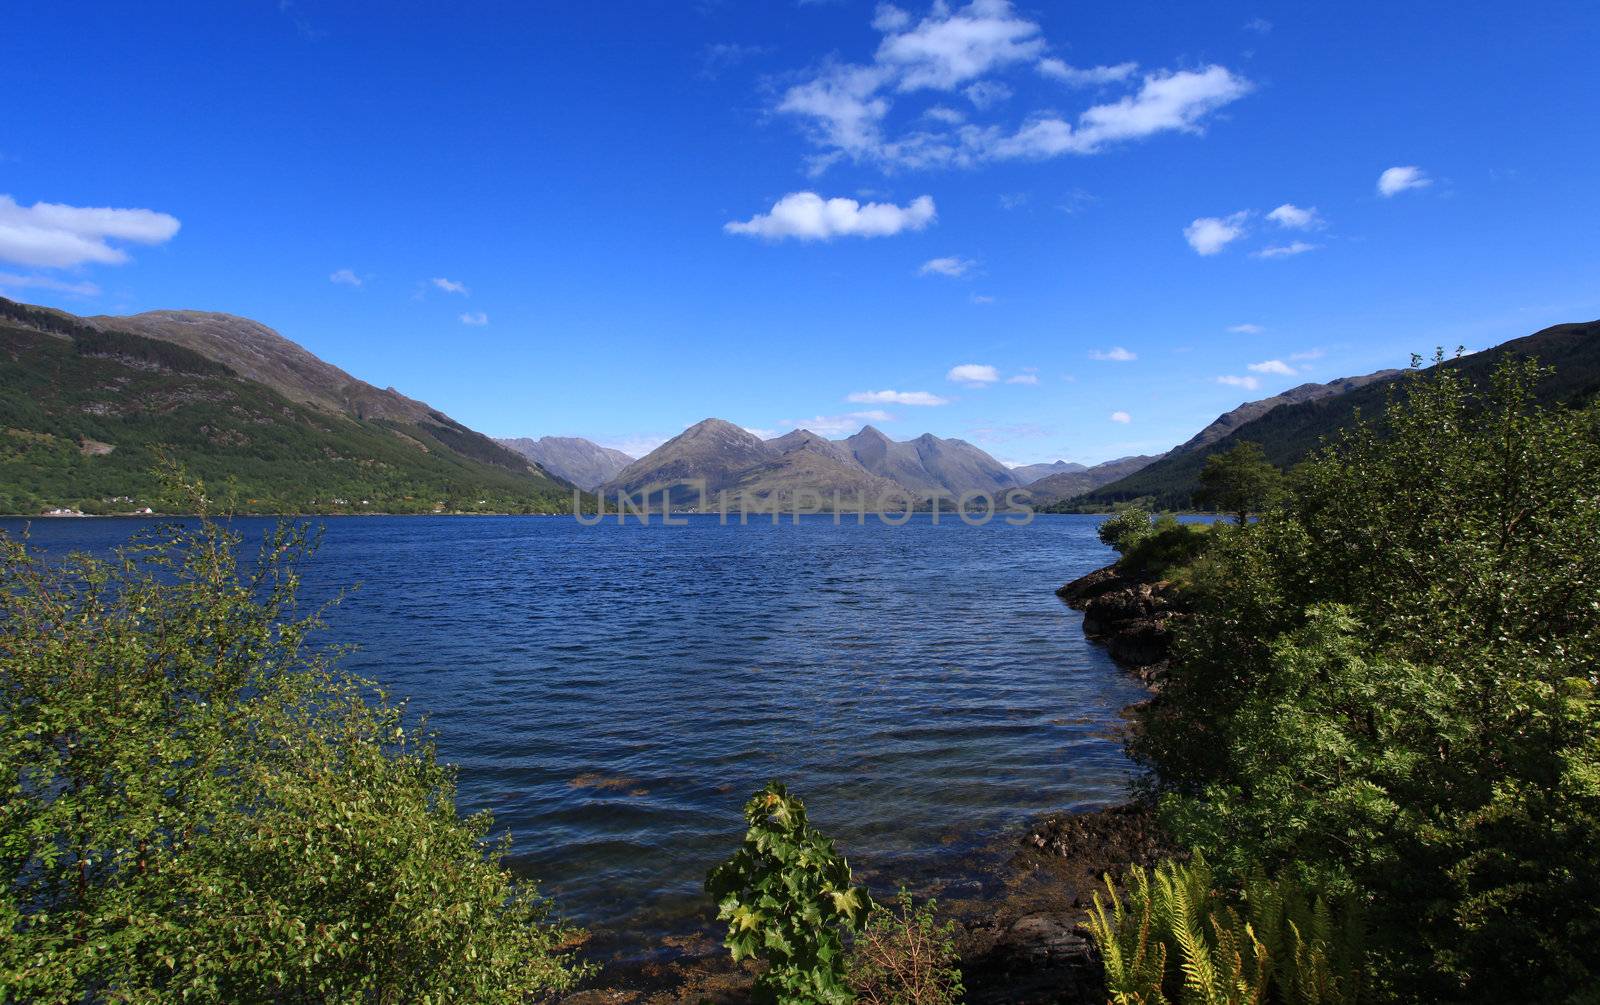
3, 513, 1146, 933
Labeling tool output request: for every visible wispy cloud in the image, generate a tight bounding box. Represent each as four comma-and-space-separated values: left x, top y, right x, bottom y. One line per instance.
1217, 374, 1261, 390
1184, 211, 1249, 255
699, 42, 769, 79
431, 277, 469, 294
1110, 410, 1132, 423
459, 311, 488, 326
1006, 373, 1039, 384
329, 268, 362, 287
1254, 241, 1318, 258
1227, 323, 1264, 334
919, 255, 976, 277
1037, 57, 1139, 87
1243, 17, 1273, 33
0, 194, 179, 269
1247, 359, 1295, 375
1378, 165, 1431, 197
725, 192, 935, 240
947, 363, 999, 385
970, 293, 995, 304
1089, 346, 1137, 362
0, 272, 100, 296
847, 389, 951, 406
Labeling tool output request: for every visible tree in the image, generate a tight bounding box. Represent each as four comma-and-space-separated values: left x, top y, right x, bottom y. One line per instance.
1196, 441, 1282, 523
0, 492, 588, 1003
1135, 358, 1600, 1001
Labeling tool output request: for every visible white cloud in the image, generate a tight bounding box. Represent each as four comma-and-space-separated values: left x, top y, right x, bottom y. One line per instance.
783, 410, 895, 436
1184, 211, 1249, 255
1089, 346, 1137, 362
1227, 323, 1264, 334
970, 293, 995, 304
431, 277, 469, 294
1254, 241, 1318, 258
725, 192, 936, 240
775, 5, 1250, 173
743, 426, 782, 440
0, 272, 101, 296
1266, 203, 1322, 229
1243, 17, 1272, 33
601, 434, 670, 458
1006, 373, 1039, 384
919, 255, 976, 277
1378, 165, 1431, 197
459, 311, 489, 325
0, 194, 179, 269
847, 389, 951, 406
1110, 410, 1132, 423
1290, 349, 1324, 361
1036, 58, 1139, 87
1217, 374, 1261, 390
329, 268, 362, 287
989, 67, 1252, 160
1248, 359, 1295, 375
947, 363, 1000, 384
875, 0, 1046, 91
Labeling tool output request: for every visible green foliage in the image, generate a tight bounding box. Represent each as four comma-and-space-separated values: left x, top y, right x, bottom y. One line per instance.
1118, 519, 1216, 583
0, 493, 588, 1003
1135, 357, 1600, 1000
0, 310, 574, 515
1085, 856, 1365, 1005
706, 782, 874, 1004
1195, 442, 1282, 524
1099, 504, 1158, 554
846, 889, 964, 1005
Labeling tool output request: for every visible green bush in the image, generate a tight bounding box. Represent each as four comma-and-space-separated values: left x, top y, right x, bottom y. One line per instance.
1085, 856, 1365, 1005
847, 889, 963, 1005
1117, 519, 1215, 582
1099, 504, 1157, 554
706, 782, 874, 1004
1135, 357, 1600, 1000
0, 503, 588, 1002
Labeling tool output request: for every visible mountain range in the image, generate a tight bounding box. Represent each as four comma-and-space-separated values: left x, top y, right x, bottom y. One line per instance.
6, 294, 1596, 517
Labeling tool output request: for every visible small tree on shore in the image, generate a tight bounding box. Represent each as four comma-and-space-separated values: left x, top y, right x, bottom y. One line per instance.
1196, 441, 1282, 523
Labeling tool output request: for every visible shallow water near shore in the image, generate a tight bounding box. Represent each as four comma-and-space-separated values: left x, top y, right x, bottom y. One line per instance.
3, 512, 1146, 945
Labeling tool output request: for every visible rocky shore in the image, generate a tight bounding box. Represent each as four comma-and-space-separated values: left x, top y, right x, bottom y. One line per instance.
1054, 564, 1186, 687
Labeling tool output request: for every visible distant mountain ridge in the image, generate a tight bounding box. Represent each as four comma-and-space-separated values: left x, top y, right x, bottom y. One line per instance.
600, 420, 1026, 509
1074, 320, 1600, 509
0, 296, 575, 514
498, 436, 633, 491
1024, 455, 1161, 505
1010, 460, 1088, 485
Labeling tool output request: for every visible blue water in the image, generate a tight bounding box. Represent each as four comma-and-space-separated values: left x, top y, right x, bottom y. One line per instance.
2, 513, 1145, 935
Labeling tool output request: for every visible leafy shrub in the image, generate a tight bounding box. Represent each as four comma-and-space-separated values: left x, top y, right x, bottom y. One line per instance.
0, 503, 588, 1003
706, 781, 874, 1004
1085, 856, 1365, 1005
1195, 441, 1283, 524
1135, 357, 1600, 1000
847, 889, 964, 1005
1117, 518, 1215, 582
1099, 504, 1156, 554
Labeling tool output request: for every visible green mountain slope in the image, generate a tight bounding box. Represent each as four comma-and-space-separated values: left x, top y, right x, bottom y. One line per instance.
0, 297, 577, 515
1070, 320, 1600, 510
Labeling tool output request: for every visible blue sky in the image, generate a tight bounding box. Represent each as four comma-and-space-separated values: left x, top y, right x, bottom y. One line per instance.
3, 1, 1597, 464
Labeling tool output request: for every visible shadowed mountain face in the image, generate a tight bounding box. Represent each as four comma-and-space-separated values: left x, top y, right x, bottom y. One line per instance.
85, 308, 547, 478
599, 421, 1022, 509
1011, 460, 1088, 485
1170, 370, 1404, 456
0, 297, 575, 514
1024, 455, 1161, 505
498, 436, 633, 491
1078, 319, 1600, 509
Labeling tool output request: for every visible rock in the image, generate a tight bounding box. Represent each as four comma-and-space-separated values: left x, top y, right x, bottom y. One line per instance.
1058, 563, 1186, 682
